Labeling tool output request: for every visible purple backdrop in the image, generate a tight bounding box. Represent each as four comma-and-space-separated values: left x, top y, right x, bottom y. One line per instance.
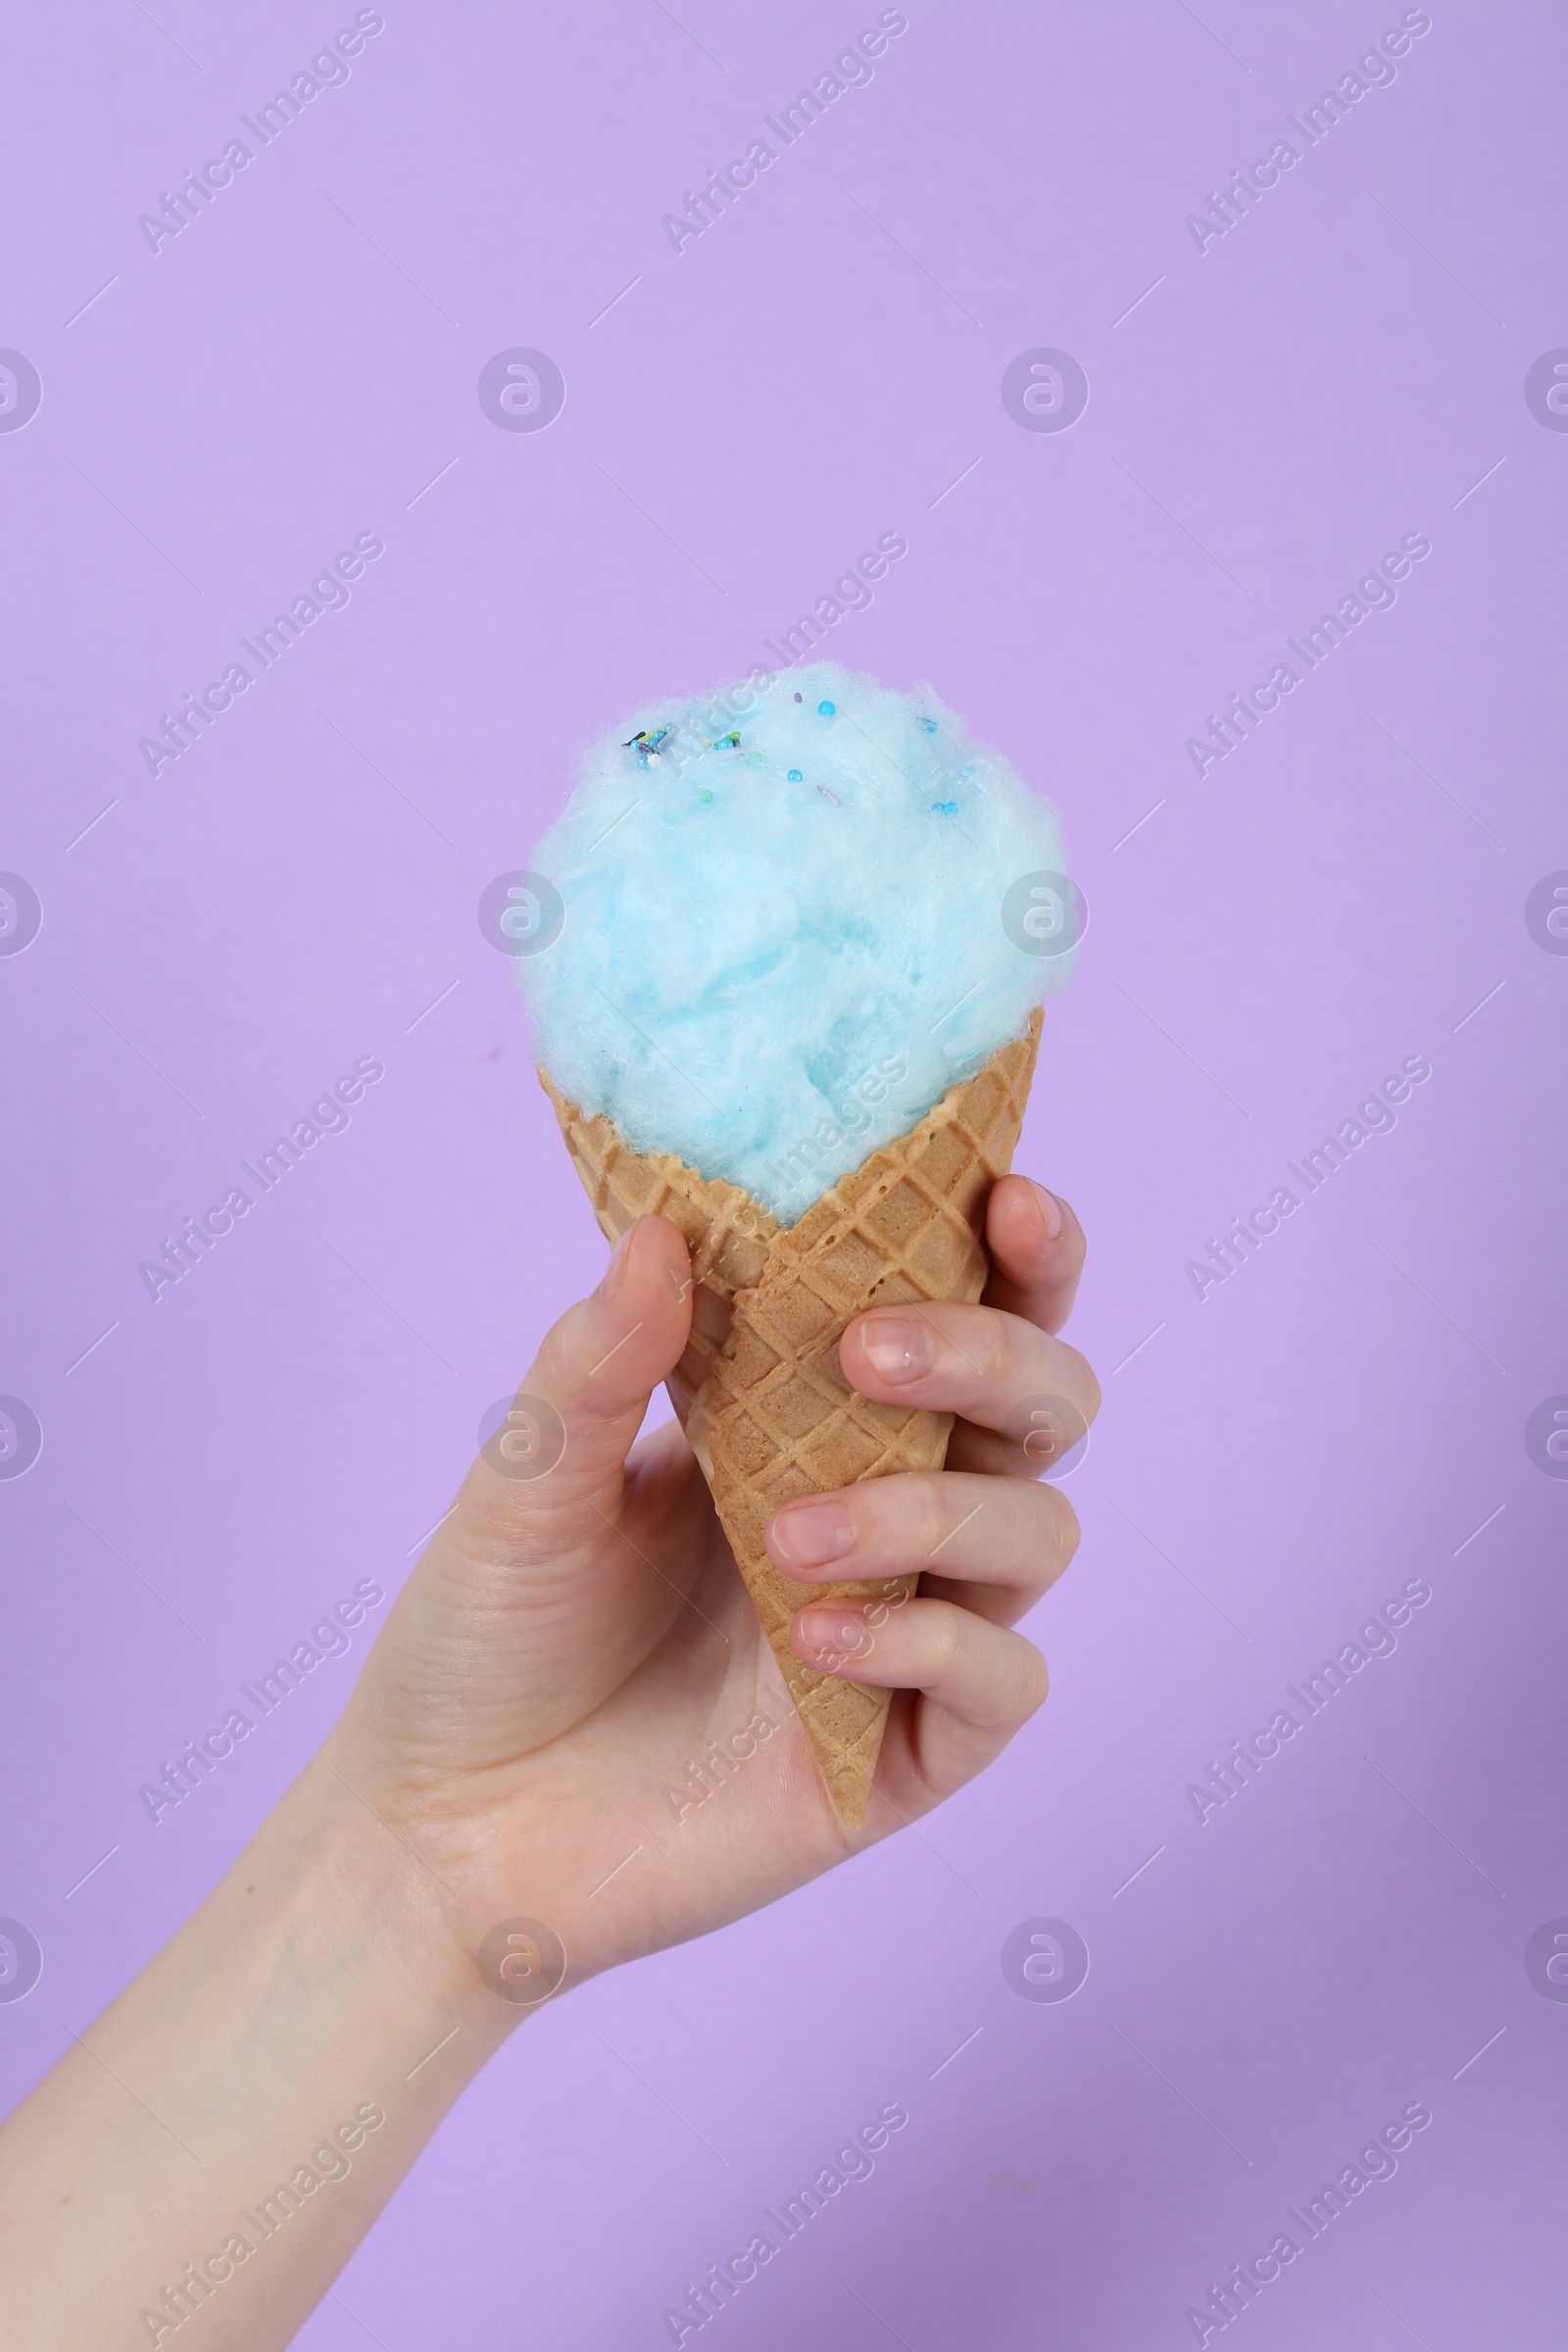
3, 3, 1565, 2344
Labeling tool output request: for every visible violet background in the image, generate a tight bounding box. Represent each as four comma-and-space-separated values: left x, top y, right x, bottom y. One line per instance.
2, 2, 1565, 2344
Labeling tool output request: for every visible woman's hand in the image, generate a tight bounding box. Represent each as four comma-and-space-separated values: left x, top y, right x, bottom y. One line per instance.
333, 1172, 1100, 1997
0, 1173, 1095, 2352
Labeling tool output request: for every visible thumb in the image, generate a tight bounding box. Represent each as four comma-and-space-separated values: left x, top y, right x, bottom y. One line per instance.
482, 1215, 694, 1503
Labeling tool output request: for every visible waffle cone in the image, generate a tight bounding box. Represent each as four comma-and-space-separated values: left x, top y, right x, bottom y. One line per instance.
540, 1007, 1043, 1826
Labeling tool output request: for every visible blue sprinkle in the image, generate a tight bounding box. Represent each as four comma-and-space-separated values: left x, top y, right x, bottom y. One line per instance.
622, 724, 672, 768
817, 700, 836, 716
919, 716, 938, 733
787, 768, 803, 782
932, 799, 957, 814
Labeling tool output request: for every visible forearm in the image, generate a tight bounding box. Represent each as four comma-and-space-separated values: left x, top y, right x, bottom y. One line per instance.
0, 1746, 513, 2350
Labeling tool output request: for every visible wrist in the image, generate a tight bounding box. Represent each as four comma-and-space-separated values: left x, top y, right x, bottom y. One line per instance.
0, 1734, 529, 2351
320, 1689, 610, 2019
289, 1740, 532, 2065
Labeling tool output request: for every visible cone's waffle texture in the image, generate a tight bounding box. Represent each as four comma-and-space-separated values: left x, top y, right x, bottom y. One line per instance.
540, 1007, 1042, 1825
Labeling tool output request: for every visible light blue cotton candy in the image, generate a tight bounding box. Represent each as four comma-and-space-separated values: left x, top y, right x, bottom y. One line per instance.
522, 660, 1073, 1225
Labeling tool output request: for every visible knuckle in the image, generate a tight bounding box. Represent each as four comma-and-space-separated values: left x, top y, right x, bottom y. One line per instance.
1048, 1345, 1109, 1430
1014, 1640, 1050, 1718
1037, 1483, 1080, 1570
990, 1315, 1032, 1390
1057, 1340, 1102, 1425
1055, 1493, 1082, 1565
948, 1306, 1016, 1390
929, 1600, 966, 1682
909, 1474, 953, 1557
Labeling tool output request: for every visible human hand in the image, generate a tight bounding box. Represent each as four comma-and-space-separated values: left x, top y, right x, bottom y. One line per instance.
329, 1173, 1098, 2014
0, 1176, 1097, 2352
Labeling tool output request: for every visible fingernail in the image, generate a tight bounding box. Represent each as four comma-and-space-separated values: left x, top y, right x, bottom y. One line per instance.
1032, 1182, 1063, 1244
598, 1227, 633, 1301
771, 1501, 854, 1569
858, 1315, 934, 1385
800, 1608, 869, 1661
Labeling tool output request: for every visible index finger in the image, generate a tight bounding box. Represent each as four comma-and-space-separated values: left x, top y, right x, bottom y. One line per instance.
982, 1173, 1085, 1336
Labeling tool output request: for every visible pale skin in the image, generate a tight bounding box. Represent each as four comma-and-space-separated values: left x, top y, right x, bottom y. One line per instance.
0, 1174, 1097, 2349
